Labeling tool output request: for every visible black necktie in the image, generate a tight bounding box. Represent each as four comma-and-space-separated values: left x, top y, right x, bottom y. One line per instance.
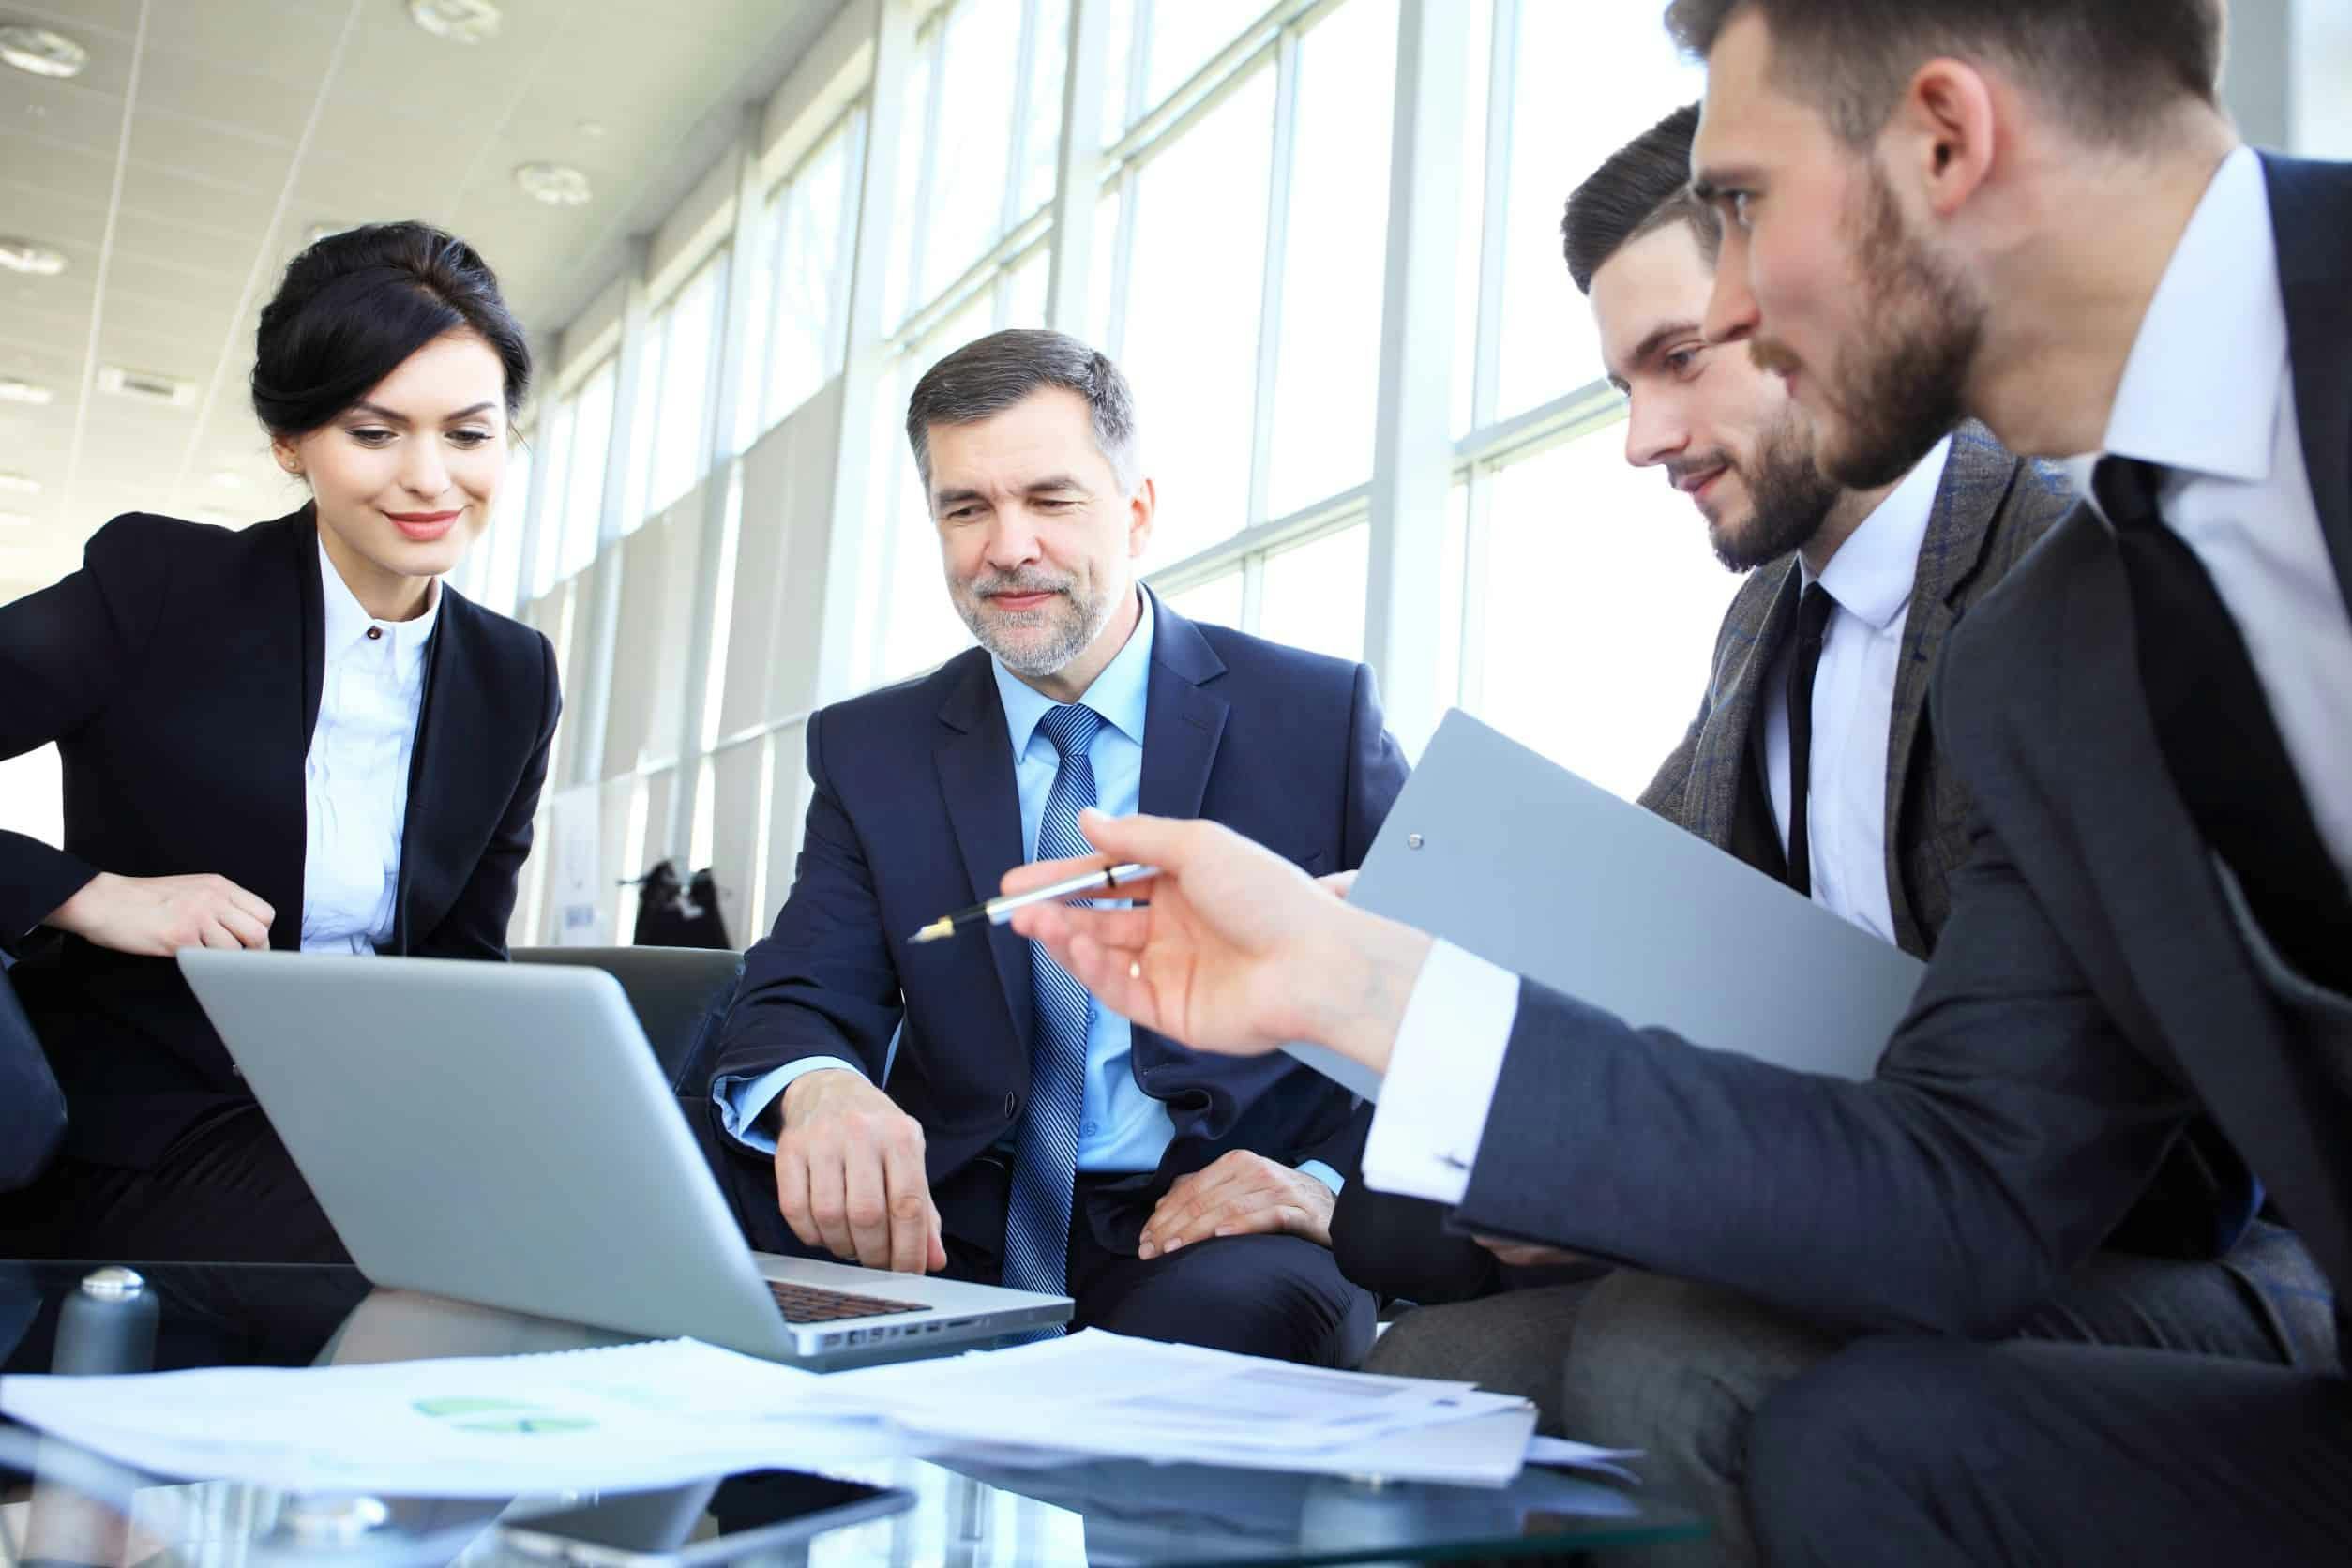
1783, 582, 1837, 899
2093, 456, 2352, 993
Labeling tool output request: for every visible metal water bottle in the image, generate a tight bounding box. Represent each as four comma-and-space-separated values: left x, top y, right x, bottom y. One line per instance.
51, 1265, 159, 1376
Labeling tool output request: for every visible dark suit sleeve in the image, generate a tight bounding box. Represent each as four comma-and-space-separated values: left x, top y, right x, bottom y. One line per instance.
1330, 1105, 1502, 1302
710, 707, 904, 1090
414, 631, 561, 961
1447, 810, 2197, 1337
0, 516, 173, 945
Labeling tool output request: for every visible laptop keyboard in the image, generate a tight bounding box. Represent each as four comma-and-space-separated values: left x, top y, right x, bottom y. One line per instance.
766, 1279, 925, 1324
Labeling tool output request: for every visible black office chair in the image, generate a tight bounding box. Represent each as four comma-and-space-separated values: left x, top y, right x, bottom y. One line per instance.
0, 961, 66, 1196
512, 946, 742, 1092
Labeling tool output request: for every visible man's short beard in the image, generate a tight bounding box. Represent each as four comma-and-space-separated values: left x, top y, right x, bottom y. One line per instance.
1711, 407, 1843, 572
1817, 165, 1983, 490
954, 567, 1114, 679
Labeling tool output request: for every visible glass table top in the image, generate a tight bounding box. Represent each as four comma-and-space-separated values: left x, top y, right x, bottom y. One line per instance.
1, 1261, 1702, 1565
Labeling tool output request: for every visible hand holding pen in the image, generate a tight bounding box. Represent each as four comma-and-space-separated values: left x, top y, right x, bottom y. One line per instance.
986, 807, 1436, 1075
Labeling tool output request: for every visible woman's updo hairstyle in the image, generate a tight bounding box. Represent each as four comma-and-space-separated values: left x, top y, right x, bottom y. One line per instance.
250, 220, 532, 439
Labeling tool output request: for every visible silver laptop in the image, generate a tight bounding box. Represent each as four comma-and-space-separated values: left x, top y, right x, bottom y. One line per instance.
178, 951, 1069, 1368
1285, 710, 1925, 1098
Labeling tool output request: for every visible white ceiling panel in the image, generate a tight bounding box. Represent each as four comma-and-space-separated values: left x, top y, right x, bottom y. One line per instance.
114, 158, 288, 234
128, 56, 316, 147
124, 113, 293, 197
142, 2, 353, 88
291, 153, 461, 231
0, 335, 83, 383
0, 137, 121, 213
0, 78, 124, 158
3, 0, 845, 573
0, 297, 94, 351
7, 1, 144, 39
103, 212, 258, 282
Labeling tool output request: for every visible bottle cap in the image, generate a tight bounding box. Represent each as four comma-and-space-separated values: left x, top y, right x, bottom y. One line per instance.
78, 1266, 147, 1303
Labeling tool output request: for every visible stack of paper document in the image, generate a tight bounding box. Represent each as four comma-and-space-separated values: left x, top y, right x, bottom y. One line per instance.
0, 1339, 909, 1498
0, 1331, 1619, 1496
813, 1331, 1542, 1485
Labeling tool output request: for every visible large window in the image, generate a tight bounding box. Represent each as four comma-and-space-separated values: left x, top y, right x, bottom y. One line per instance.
1461, 423, 1741, 800
1265, 0, 1396, 517
1257, 521, 1369, 664
638, 254, 727, 521
747, 109, 864, 444
531, 359, 615, 597
504, 0, 1766, 946
1116, 67, 1276, 565
1484, 4, 1703, 422
460, 436, 530, 615
1098, 0, 1401, 586
864, 0, 1078, 686
873, 298, 993, 684
1440, 1, 1715, 792
890, 0, 1069, 329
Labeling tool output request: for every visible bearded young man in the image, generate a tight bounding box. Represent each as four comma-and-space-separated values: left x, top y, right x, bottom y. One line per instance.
685, 328, 1405, 1367
994, 0, 2350, 1555
1334, 102, 2326, 1566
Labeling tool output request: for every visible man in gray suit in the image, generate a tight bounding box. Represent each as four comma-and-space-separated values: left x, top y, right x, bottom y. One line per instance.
1002, 1, 2351, 1557
1341, 100, 2081, 1380
1336, 107, 2329, 1558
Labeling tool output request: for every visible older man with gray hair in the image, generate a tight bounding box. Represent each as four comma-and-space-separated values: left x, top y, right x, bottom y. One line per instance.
688, 328, 1407, 1364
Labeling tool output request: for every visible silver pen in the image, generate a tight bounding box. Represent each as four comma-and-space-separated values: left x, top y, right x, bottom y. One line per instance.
909, 862, 1161, 944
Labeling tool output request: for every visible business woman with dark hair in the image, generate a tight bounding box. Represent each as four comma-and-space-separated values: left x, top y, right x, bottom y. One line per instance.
0, 222, 560, 1262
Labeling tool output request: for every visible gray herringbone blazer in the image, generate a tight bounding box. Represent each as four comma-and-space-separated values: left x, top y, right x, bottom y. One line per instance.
1637, 420, 2073, 957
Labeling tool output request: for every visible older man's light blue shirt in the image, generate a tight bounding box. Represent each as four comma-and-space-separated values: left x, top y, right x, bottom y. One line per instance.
715, 591, 1339, 1192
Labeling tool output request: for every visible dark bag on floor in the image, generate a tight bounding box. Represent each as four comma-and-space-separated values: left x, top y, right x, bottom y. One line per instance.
631, 859, 731, 949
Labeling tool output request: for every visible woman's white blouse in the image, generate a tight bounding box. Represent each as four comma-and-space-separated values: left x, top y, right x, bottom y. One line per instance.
301, 539, 437, 954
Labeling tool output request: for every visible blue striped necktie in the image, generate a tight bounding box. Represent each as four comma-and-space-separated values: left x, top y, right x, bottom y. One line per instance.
1000, 701, 1108, 1311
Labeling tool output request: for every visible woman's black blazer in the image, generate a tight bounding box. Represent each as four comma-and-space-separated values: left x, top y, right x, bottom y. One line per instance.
0, 507, 560, 1168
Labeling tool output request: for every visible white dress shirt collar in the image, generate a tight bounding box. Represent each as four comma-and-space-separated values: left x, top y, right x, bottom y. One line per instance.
1805, 434, 1952, 629
2067, 145, 2281, 496
317, 535, 441, 671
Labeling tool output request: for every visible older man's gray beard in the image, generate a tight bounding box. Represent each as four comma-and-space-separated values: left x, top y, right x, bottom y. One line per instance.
954, 568, 1115, 678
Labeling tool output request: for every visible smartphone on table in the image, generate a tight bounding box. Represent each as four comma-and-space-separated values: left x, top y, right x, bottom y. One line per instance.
498, 1469, 913, 1566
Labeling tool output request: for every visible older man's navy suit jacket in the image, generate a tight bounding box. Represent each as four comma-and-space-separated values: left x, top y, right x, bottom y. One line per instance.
711, 591, 1410, 1259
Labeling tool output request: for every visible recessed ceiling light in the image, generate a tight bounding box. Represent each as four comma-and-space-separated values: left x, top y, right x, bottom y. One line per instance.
0, 473, 39, 495
0, 510, 33, 529
209, 470, 245, 490
514, 162, 592, 206
408, 0, 501, 44
0, 239, 66, 276
0, 23, 88, 79
0, 377, 53, 406
98, 365, 196, 406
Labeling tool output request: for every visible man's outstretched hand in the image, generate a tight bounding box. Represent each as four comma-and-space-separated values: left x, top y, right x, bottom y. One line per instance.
1004, 809, 1433, 1075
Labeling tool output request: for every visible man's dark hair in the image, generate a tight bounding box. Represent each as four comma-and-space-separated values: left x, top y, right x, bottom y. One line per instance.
1563, 102, 1717, 295
251, 221, 532, 437
1663, 0, 2225, 145
906, 328, 1141, 495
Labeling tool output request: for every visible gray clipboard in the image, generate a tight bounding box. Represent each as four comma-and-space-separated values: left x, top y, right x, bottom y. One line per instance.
1284, 710, 1924, 1098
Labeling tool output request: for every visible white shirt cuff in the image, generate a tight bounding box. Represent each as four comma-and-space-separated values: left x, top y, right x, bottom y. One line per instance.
712, 1057, 867, 1153
1360, 940, 1520, 1206
1296, 1159, 1345, 1197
